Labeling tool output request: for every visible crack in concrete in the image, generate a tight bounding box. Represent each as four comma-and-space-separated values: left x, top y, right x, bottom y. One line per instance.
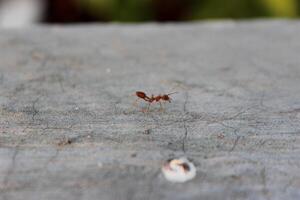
44, 148, 59, 171
21, 96, 43, 133
3, 147, 19, 185
218, 122, 241, 152
32, 148, 60, 197
230, 134, 241, 152
182, 122, 188, 153
206, 107, 251, 125
31, 97, 40, 122
1, 145, 19, 200
182, 91, 189, 153
260, 167, 270, 200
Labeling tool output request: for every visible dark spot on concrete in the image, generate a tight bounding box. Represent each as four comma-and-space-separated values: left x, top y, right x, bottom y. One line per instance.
56, 137, 73, 146
131, 153, 137, 158
143, 129, 152, 135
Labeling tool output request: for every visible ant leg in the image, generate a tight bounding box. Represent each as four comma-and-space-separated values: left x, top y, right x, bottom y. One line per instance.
162, 102, 166, 112
133, 99, 139, 107
133, 99, 144, 112
159, 102, 165, 112
141, 102, 151, 113
146, 102, 151, 112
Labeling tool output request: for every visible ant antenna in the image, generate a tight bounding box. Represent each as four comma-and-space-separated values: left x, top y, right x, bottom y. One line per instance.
167, 92, 178, 96
166, 84, 181, 96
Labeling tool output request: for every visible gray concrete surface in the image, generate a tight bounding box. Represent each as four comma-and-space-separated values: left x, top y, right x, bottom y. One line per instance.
0, 20, 300, 200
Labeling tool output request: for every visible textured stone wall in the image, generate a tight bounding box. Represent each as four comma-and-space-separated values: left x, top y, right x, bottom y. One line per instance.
0, 20, 300, 200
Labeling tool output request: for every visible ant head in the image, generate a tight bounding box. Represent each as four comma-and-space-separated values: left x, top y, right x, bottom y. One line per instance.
162, 94, 171, 102
164, 92, 177, 102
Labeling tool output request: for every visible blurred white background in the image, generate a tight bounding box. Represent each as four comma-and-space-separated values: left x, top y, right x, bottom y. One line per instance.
0, 0, 44, 28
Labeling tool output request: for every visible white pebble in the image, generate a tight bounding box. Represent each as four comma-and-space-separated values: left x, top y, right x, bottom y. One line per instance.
161, 157, 196, 183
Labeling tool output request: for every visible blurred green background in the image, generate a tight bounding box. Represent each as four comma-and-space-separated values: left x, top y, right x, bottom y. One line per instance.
46, 0, 300, 23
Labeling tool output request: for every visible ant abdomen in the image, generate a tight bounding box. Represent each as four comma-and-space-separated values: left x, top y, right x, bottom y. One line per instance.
136, 91, 147, 99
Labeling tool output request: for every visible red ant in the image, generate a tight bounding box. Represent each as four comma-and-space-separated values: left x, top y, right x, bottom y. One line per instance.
135, 91, 177, 112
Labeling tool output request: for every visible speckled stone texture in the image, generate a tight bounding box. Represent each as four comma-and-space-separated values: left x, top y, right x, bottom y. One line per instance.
0, 20, 300, 200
